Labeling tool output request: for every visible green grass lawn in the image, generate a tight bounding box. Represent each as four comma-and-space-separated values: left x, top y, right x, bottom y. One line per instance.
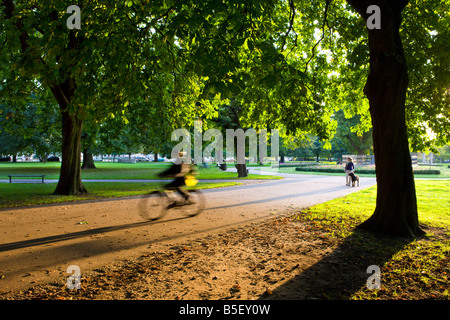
292, 179, 449, 300
0, 161, 280, 208
0, 161, 282, 180
301, 179, 449, 232
0, 162, 281, 208
0, 181, 241, 208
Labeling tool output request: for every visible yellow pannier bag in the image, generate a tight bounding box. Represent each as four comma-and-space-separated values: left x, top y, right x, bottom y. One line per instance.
185, 175, 198, 187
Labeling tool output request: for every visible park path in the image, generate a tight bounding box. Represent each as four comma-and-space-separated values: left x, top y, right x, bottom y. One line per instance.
0, 169, 376, 293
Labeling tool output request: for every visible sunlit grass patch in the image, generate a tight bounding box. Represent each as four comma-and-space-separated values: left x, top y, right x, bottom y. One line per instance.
290, 180, 449, 300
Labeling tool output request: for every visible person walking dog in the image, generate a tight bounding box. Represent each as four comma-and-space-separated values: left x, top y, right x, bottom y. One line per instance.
344, 157, 355, 186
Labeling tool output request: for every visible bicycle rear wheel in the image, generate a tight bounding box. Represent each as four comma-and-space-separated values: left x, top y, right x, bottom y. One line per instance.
139, 191, 168, 220
176, 189, 205, 217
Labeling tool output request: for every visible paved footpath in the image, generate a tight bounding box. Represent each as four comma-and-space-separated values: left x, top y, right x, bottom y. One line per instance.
0, 169, 376, 293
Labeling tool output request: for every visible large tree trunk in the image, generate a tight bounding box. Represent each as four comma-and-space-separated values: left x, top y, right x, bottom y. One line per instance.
53, 109, 87, 195
81, 148, 97, 169
347, 0, 424, 237
49, 31, 87, 195
236, 163, 248, 177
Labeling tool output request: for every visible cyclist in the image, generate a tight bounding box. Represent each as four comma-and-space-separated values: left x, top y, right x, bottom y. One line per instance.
158, 151, 197, 206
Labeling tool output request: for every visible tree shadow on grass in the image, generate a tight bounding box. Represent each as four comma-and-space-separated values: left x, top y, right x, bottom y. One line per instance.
260, 227, 414, 300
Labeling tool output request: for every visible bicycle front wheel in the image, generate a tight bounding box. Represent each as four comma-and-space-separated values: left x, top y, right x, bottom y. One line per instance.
139, 191, 168, 220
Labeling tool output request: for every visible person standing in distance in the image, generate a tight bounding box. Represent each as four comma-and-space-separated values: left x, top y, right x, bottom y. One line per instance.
344, 157, 355, 186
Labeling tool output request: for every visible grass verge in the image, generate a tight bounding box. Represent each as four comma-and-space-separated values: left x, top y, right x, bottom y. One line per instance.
0, 181, 240, 208
0, 162, 282, 180
290, 179, 449, 299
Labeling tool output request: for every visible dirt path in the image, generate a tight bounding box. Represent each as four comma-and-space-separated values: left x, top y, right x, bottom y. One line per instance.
0, 171, 376, 297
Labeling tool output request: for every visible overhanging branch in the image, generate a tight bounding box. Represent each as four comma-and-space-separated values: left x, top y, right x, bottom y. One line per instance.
304, 0, 331, 73
2, 0, 76, 107
281, 0, 296, 51
2, 0, 31, 53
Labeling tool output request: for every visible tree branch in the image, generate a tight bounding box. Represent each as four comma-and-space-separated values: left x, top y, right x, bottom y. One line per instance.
281, 0, 296, 51
2, 0, 57, 86
304, 0, 331, 73
2, 0, 81, 108
345, 0, 367, 17
2, 0, 30, 53
345, 133, 363, 154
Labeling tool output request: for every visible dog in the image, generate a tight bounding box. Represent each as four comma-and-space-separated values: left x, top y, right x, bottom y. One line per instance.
348, 172, 359, 187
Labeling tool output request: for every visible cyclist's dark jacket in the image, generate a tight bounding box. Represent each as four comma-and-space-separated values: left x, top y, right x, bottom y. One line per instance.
159, 163, 190, 188
160, 163, 182, 177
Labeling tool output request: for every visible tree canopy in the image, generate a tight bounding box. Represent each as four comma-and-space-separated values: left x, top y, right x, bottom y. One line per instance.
2, 1, 447, 155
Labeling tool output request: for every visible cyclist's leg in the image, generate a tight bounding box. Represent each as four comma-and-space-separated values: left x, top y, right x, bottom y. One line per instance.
166, 178, 189, 202
173, 177, 190, 200
165, 179, 178, 191
176, 187, 190, 201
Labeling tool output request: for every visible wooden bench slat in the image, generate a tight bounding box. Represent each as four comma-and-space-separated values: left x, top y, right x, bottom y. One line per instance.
8, 175, 45, 177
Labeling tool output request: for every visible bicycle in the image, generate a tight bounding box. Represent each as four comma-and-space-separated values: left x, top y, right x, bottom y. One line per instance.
139, 175, 205, 221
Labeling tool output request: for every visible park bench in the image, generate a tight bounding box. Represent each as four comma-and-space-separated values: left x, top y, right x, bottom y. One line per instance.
8, 175, 45, 183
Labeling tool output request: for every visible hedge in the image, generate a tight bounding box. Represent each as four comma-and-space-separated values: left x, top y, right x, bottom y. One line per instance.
273, 163, 312, 168
294, 167, 441, 175
294, 167, 375, 174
